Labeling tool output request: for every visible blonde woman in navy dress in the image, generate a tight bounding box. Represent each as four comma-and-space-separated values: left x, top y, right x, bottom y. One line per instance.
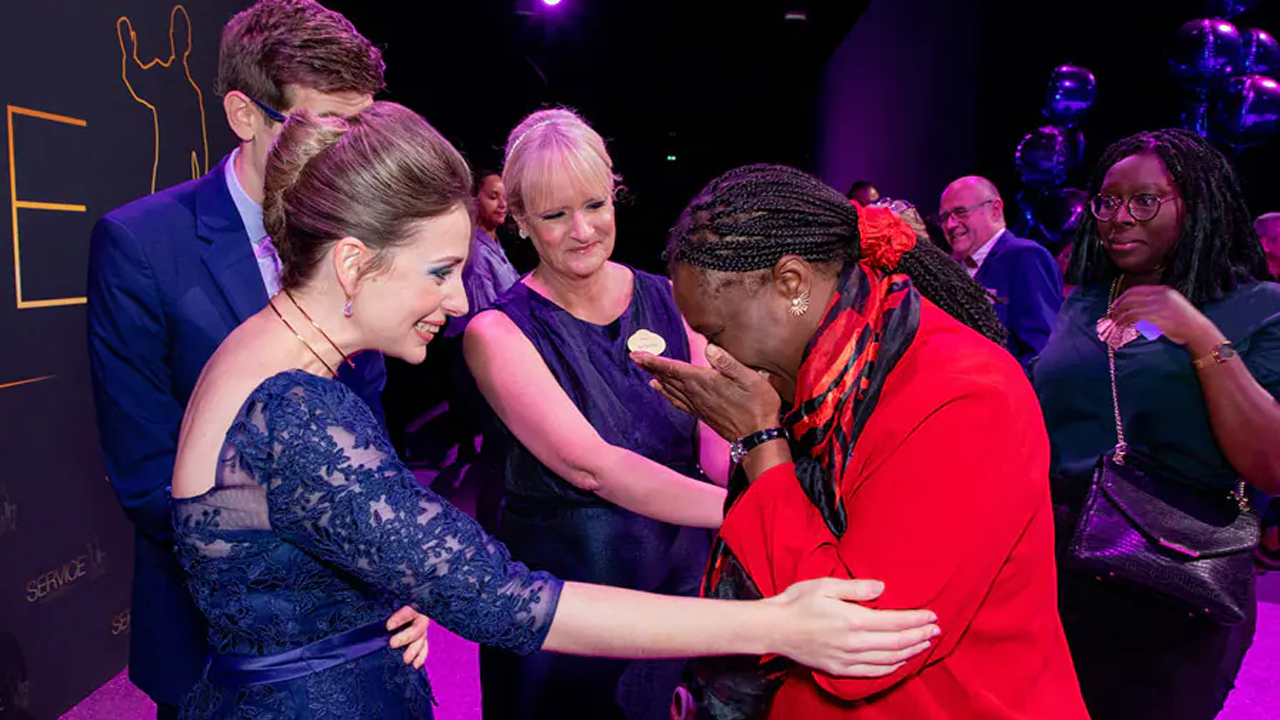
465, 109, 733, 720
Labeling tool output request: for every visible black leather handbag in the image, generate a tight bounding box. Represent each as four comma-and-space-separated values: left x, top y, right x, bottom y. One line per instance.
1067, 340, 1259, 625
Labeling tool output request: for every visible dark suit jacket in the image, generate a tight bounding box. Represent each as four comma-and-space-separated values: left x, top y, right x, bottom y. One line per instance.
973, 230, 1064, 370
86, 154, 386, 704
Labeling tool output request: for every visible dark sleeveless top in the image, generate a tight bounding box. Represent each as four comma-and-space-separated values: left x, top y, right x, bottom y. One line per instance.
483, 267, 711, 589
492, 269, 702, 504
478, 266, 714, 720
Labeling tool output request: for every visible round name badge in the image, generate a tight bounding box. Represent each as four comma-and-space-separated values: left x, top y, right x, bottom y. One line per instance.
626, 329, 667, 356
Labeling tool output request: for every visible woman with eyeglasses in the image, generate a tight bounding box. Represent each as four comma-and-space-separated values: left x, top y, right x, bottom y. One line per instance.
1031, 128, 1280, 720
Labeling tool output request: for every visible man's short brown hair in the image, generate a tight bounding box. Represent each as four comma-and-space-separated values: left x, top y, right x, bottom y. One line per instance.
215, 0, 385, 112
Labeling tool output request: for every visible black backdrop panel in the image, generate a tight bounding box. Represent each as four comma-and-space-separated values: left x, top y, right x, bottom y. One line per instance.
0, 2, 246, 718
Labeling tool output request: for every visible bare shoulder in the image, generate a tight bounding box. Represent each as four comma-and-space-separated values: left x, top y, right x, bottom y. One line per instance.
172, 316, 293, 497
194, 317, 293, 414
463, 308, 525, 361
465, 307, 518, 341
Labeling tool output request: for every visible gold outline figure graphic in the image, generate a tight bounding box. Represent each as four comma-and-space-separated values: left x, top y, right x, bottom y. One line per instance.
117, 5, 210, 194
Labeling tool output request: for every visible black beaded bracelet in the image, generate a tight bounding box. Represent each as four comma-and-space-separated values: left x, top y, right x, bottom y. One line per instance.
730, 427, 788, 465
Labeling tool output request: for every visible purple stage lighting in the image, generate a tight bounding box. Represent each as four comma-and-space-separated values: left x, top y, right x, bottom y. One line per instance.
542, 0, 562, 6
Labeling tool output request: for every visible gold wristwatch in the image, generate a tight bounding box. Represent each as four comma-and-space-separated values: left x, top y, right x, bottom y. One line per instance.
1191, 340, 1237, 369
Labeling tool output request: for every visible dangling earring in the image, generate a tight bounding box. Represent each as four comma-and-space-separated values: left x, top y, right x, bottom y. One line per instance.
518, 228, 528, 239
788, 292, 810, 318
343, 298, 354, 318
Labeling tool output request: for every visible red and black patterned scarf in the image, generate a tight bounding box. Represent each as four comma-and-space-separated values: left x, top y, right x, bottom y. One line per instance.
679, 206, 922, 720
782, 260, 922, 538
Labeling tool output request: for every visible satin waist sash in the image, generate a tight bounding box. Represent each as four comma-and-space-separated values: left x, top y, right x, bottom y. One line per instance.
207, 619, 391, 687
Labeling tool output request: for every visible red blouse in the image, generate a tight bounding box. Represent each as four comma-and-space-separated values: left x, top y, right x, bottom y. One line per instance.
721, 301, 1088, 719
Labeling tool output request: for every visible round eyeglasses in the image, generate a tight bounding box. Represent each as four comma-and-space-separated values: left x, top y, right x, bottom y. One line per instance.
1089, 194, 1179, 223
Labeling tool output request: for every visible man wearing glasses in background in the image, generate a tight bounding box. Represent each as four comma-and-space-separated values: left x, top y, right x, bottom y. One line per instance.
85, 2, 431, 717
938, 175, 1063, 371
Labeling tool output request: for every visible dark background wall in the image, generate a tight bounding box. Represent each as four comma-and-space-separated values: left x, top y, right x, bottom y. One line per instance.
0, 2, 245, 718
817, 0, 991, 210
973, 0, 1279, 217
818, 0, 1280, 219
330, 0, 869, 274
342, 0, 1279, 269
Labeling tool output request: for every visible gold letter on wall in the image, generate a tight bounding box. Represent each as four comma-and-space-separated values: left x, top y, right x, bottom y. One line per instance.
7, 105, 88, 309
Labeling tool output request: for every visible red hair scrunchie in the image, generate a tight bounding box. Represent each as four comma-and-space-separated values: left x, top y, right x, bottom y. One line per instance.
851, 200, 917, 270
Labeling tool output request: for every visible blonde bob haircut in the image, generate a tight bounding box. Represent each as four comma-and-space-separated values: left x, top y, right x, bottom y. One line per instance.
502, 108, 620, 220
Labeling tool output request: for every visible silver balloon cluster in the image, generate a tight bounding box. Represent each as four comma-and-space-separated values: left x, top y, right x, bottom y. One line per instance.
1010, 65, 1096, 253
1170, 2, 1279, 150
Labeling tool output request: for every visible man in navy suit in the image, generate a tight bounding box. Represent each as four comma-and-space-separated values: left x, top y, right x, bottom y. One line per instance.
939, 176, 1063, 370
87, 2, 424, 716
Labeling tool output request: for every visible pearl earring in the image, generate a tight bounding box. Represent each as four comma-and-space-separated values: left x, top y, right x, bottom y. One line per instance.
788, 292, 810, 318
519, 228, 528, 239
343, 299, 354, 318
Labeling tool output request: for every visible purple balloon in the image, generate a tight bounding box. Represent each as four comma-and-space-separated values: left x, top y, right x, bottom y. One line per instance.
1064, 126, 1087, 170
1036, 188, 1089, 250
1044, 65, 1097, 126
1016, 126, 1072, 189
1181, 99, 1212, 137
1210, 74, 1280, 147
1204, 0, 1261, 18
1012, 189, 1038, 238
1242, 29, 1280, 76
1169, 19, 1244, 91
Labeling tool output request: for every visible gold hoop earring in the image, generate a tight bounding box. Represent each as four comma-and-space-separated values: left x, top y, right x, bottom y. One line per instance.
788, 292, 810, 318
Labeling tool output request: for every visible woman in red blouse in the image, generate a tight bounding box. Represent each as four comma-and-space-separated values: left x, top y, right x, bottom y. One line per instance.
635, 165, 1088, 720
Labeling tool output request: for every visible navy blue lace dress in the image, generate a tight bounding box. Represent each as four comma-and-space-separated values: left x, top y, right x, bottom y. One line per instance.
172, 369, 562, 719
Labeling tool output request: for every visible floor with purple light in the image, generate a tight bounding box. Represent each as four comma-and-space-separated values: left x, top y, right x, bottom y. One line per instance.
61, 468, 1280, 719
61, 573, 1280, 720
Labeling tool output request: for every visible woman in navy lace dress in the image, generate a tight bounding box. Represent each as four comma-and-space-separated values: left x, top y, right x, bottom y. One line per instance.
168, 102, 941, 719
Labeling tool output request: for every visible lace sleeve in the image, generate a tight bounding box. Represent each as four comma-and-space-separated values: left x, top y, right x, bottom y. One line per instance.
246, 372, 562, 655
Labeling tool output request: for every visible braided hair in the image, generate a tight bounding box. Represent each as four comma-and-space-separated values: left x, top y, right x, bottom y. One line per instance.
666, 164, 1008, 345
1067, 128, 1269, 304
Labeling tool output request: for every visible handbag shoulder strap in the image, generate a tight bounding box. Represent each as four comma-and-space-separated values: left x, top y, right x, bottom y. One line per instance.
1106, 344, 1128, 460
1104, 281, 1249, 510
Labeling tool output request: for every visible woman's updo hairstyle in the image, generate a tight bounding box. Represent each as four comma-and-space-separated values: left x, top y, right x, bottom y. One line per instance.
263, 100, 473, 290
501, 107, 619, 220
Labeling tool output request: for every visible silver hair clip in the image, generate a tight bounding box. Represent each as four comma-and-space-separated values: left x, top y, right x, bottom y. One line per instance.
506, 119, 557, 161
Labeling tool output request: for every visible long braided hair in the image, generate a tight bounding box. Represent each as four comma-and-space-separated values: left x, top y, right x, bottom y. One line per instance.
1067, 128, 1269, 304
666, 163, 1007, 345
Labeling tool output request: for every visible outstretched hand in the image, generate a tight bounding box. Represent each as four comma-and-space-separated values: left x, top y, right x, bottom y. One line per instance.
766, 577, 940, 677
632, 344, 782, 442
